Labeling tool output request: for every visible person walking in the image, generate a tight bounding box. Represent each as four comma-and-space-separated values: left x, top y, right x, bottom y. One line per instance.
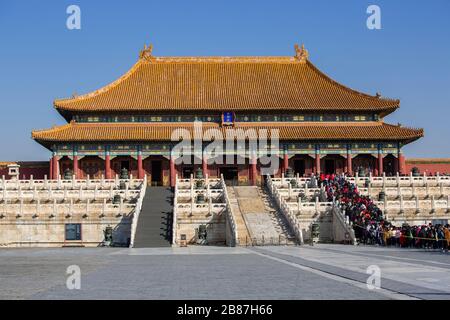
444, 224, 450, 253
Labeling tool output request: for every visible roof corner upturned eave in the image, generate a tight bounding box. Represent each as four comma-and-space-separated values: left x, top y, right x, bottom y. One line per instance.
53, 58, 145, 116
304, 60, 400, 116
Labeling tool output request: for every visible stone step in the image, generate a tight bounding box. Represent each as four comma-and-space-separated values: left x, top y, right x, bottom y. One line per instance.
134, 187, 173, 248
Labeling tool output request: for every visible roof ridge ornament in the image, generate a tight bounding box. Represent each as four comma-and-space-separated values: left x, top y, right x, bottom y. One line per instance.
139, 43, 154, 60
294, 43, 309, 61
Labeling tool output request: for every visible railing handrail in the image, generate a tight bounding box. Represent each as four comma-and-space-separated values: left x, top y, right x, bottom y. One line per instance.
332, 201, 357, 245
266, 175, 303, 245
129, 176, 147, 248
172, 174, 178, 245
220, 174, 238, 246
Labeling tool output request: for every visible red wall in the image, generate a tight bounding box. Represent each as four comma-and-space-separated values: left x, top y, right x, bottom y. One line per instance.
0, 161, 49, 180
406, 159, 450, 175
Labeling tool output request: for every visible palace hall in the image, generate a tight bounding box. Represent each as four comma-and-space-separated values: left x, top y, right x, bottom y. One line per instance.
32, 44, 423, 186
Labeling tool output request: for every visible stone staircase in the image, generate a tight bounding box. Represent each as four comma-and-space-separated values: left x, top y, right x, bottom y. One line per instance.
231, 186, 296, 245
259, 186, 297, 244
133, 187, 173, 248
226, 187, 252, 245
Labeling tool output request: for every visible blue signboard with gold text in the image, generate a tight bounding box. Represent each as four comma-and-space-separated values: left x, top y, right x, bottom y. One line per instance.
222, 112, 234, 125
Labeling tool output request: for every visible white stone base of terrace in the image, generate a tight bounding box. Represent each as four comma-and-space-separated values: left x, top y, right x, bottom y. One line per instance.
0, 219, 132, 248
270, 176, 450, 234
0, 178, 147, 248
173, 175, 238, 246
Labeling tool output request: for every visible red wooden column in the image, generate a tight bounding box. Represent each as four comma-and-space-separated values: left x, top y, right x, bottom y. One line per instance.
170, 154, 176, 187
105, 151, 111, 179
137, 150, 144, 179
398, 152, 406, 175
283, 153, 289, 173
251, 155, 257, 186
49, 156, 53, 179
346, 152, 353, 176
52, 154, 59, 179
73, 155, 79, 179
377, 153, 383, 177
314, 146, 321, 174
202, 154, 208, 176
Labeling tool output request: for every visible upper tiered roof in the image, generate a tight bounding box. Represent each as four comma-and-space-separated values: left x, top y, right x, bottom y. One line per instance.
54, 44, 399, 117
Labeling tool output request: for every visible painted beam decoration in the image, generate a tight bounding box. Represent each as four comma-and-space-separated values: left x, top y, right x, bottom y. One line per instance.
53, 141, 402, 158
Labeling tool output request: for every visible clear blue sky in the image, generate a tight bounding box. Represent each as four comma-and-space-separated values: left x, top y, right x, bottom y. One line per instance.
0, 0, 449, 161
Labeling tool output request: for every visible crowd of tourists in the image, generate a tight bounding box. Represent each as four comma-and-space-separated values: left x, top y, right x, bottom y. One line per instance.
315, 173, 450, 251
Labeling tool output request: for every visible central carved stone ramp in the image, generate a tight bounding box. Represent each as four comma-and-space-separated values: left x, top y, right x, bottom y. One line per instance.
133, 186, 173, 248
226, 187, 251, 245
232, 186, 296, 245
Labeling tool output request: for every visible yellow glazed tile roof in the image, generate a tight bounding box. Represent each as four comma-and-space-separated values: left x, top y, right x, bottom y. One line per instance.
53, 55, 399, 113
32, 122, 423, 144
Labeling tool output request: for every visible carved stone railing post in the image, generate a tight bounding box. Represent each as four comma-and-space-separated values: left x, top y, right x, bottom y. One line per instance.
315, 196, 319, 214
208, 193, 212, 216
190, 187, 194, 216
288, 183, 292, 199
102, 199, 106, 217
33, 186, 37, 201
94, 185, 98, 201
53, 198, 57, 216
431, 195, 436, 214
415, 195, 420, 214
399, 195, 404, 215
447, 195, 450, 213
